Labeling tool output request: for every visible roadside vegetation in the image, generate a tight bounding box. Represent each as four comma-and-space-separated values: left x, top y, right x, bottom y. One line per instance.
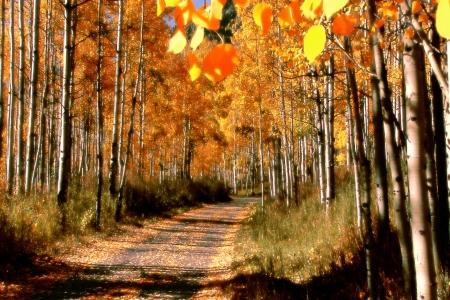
226, 168, 407, 299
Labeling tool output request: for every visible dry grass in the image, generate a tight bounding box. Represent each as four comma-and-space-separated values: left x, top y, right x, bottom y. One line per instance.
226, 168, 409, 299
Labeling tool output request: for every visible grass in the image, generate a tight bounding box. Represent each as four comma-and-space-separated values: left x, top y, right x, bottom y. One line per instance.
225, 168, 408, 299
0, 174, 231, 277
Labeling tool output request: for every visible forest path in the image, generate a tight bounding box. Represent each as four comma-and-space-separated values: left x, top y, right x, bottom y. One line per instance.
11, 197, 258, 299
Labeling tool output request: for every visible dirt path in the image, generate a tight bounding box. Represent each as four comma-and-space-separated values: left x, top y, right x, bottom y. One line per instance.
2, 197, 258, 299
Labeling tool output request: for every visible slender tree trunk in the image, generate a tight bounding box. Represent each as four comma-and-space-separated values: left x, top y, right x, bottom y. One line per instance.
109, 0, 123, 200
403, 16, 437, 299
430, 19, 449, 277
116, 0, 144, 221
57, 0, 73, 231
95, 0, 104, 229
0, 0, 5, 158
7, 0, 15, 195
17, 0, 26, 193
345, 37, 377, 299
25, 0, 41, 195
324, 55, 335, 207
312, 69, 326, 209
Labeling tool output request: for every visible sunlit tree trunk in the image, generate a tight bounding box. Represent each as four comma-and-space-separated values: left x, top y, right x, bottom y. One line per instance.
57, 0, 74, 231
324, 55, 335, 208
25, 0, 41, 195
366, 0, 416, 294
109, 0, 123, 200
311, 69, 326, 209
116, 0, 144, 221
0, 0, 5, 158
6, 0, 14, 195
345, 73, 362, 237
403, 15, 437, 299
17, 0, 26, 193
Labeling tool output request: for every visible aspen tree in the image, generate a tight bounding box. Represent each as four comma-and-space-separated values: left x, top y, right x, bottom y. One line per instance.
0, 0, 4, 157
25, 0, 42, 195
109, 0, 124, 200
7, 0, 15, 195
402, 2, 437, 297
17, 0, 25, 193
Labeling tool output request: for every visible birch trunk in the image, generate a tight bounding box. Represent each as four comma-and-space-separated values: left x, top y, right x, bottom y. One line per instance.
109, 0, 123, 199
403, 20, 437, 299
345, 37, 377, 299
116, 0, 144, 221
57, 0, 73, 231
25, 0, 41, 195
0, 0, 4, 158
324, 56, 335, 207
17, 0, 26, 193
7, 0, 15, 195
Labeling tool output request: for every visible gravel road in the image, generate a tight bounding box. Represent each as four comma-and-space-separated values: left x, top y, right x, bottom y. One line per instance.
31, 197, 259, 299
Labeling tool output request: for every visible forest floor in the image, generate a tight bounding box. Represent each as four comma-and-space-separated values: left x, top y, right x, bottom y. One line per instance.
0, 197, 259, 299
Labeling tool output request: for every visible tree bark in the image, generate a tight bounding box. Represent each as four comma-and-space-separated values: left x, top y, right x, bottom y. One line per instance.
403, 18, 437, 299
17, 0, 26, 193
109, 0, 124, 200
7, 0, 15, 195
57, 0, 74, 231
25, 0, 42, 195
0, 0, 5, 158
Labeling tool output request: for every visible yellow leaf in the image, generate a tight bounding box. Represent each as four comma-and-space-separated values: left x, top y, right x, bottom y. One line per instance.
233, 0, 249, 8
323, 0, 348, 19
404, 27, 414, 39
253, 3, 273, 35
301, 0, 322, 20
211, 0, 227, 20
157, 0, 166, 16
278, 1, 302, 28
188, 52, 201, 81
173, 0, 195, 27
165, 0, 181, 8
436, 0, 450, 38
168, 28, 187, 54
332, 13, 357, 36
190, 26, 204, 50
203, 44, 239, 83
304, 25, 326, 63
192, 6, 221, 30
411, 0, 422, 14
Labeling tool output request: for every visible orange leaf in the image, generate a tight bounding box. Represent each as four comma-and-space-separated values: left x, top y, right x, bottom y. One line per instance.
301, 0, 323, 20
404, 27, 414, 39
304, 25, 326, 63
190, 26, 204, 50
192, 6, 220, 30
233, 0, 249, 8
411, 0, 422, 14
323, 0, 348, 19
279, 1, 302, 27
168, 28, 187, 54
332, 13, 357, 36
253, 3, 273, 35
374, 19, 384, 28
157, 0, 166, 16
203, 44, 239, 83
173, 0, 195, 27
188, 52, 201, 81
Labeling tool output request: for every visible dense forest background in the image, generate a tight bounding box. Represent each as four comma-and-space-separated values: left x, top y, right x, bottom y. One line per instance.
1, 0, 450, 298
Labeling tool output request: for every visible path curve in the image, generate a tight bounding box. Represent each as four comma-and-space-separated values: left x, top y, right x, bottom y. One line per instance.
33, 197, 258, 299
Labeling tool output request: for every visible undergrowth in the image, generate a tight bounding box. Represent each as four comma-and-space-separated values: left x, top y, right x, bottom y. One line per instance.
227, 168, 407, 299
0, 175, 230, 273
